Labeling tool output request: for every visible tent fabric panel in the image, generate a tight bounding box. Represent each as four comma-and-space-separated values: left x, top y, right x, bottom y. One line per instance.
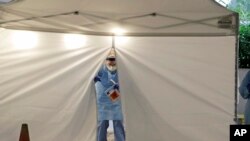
0, 0, 236, 35
116, 36, 235, 141
0, 29, 236, 141
8, 0, 230, 13
0, 29, 111, 141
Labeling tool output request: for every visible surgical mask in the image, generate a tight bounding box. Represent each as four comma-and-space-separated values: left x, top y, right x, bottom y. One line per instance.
107, 65, 117, 72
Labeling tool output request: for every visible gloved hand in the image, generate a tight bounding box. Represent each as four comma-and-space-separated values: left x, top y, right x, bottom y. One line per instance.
247, 83, 250, 92
114, 84, 119, 90
94, 76, 101, 83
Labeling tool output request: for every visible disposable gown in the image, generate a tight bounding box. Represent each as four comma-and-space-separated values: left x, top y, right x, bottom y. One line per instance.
94, 65, 123, 121
239, 71, 250, 124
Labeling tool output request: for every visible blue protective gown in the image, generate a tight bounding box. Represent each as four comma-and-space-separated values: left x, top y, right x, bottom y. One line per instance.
239, 70, 250, 124
94, 65, 123, 121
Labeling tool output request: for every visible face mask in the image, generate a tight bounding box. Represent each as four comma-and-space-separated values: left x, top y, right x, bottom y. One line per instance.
107, 65, 117, 72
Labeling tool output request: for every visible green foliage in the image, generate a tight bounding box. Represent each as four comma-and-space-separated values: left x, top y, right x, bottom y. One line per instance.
228, 0, 250, 24
228, 0, 250, 68
239, 25, 250, 68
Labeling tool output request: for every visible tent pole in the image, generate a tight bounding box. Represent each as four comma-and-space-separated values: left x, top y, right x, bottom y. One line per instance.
112, 34, 115, 48
234, 12, 240, 124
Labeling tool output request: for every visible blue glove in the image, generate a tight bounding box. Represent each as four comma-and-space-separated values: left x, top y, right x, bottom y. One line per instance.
247, 83, 250, 92
94, 76, 101, 83
114, 84, 119, 90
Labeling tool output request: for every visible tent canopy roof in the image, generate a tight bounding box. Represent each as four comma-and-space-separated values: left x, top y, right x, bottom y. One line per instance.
0, 0, 237, 36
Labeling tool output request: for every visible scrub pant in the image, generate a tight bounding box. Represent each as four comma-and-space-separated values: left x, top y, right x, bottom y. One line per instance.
97, 120, 125, 141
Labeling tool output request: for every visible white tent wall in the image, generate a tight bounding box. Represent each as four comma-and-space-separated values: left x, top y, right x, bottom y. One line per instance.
116, 36, 235, 141
0, 28, 235, 141
0, 29, 111, 141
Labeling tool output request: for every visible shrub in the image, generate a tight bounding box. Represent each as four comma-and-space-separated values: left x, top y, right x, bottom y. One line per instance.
239, 25, 250, 68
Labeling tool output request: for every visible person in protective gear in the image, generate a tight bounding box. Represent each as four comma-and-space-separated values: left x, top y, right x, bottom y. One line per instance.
94, 52, 125, 141
239, 70, 250, 124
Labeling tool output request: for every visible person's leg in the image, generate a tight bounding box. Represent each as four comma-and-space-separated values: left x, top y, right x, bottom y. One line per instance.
97, 120, 109, 141
244, 100, 250, 124
113, 120, 125, 141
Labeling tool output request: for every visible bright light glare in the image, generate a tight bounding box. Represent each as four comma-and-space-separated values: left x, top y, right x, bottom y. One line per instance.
111, 28, 126, 35
11, 31, 38, 49
64, 34, 87, 49
0, 0, 15, 4
115, 36, 129, 46
215, 0, 231, 7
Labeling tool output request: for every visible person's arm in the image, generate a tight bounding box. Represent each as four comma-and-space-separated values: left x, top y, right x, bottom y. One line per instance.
239, 71, 250, 99
94, 66, 104, 83
94, 67, 105, 95
94, 75, 101, 83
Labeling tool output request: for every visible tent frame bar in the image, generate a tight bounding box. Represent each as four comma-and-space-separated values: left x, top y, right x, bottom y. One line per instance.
2, 25, 236, 36
0, 8, 236, 36
0, 10, 78, 25
0, 8, 91, 31
0, 9, 220, 29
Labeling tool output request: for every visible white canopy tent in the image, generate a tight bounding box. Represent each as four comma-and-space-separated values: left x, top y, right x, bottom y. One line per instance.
0, 0, 238, 141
